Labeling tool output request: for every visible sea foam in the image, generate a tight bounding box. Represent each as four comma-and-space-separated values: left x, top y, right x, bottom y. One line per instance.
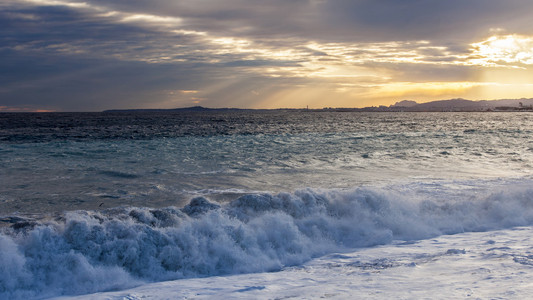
2, 181, 533, 298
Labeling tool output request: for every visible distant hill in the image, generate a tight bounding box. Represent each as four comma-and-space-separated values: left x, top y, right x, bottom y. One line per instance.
103, 106, 251, 113
389, 98, 533, 112
391, 100, 418, 107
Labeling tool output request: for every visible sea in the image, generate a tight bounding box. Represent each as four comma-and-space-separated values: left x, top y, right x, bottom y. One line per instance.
1, 111, 533, 299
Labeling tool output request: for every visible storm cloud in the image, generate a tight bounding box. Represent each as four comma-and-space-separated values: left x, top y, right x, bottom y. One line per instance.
2, 0, 533, 111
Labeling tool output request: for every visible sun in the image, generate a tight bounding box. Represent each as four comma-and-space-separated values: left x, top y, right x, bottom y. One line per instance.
466, 34, 533, 100
470, 34, 533, 68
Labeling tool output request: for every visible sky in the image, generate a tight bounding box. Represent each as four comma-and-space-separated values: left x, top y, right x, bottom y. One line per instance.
2, 0, 533, 111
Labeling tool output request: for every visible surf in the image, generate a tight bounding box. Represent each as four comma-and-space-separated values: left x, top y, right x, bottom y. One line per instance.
2, 178, 533, 298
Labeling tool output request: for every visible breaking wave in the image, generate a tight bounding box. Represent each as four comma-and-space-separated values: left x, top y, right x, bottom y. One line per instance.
2, 181, 533, 299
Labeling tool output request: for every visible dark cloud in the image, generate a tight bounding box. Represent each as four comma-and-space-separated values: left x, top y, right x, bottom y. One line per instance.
0, 51, 198, 111
1, 6, 134, 42
1, 0, 533, 110
70, 0, 533, 42
318, 0, 533, 42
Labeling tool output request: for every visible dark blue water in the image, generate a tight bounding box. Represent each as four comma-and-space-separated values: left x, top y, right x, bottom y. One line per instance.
2, 111, 533, 215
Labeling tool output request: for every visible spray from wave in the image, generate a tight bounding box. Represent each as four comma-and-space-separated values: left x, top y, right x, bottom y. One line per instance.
2, 182, 533, 299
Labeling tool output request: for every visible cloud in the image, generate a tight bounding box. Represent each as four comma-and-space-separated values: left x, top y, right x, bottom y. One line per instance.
317, 0, 533, 42
2, 0, 533, 110
75, 0, 533, 42
469, 34, 533, 67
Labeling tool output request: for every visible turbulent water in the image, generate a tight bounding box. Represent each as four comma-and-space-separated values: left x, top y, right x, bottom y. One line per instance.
1, 111, 533, 298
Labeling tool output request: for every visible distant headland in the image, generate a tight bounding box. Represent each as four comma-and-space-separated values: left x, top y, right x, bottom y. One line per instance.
104, 98, 533, 113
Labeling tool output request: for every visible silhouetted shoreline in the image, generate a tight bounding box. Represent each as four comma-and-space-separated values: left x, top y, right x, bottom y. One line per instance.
103, 98, 533, 113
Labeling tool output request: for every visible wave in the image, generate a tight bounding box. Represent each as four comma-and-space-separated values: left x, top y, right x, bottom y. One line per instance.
2, 180, 533, 299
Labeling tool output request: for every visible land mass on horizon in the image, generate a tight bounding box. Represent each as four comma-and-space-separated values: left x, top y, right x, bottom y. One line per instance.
104, 98, 533, 113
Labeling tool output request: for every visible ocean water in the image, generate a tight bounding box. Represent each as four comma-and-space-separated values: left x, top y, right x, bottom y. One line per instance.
1, 111, 533, 298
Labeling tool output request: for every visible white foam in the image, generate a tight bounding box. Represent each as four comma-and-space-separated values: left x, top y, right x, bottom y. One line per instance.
60, 226, 533, 299
2, 179, 533, 298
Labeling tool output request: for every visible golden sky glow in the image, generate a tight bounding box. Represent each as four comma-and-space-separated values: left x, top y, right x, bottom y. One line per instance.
470, 34, 533, 67
2, 0, 533, 111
